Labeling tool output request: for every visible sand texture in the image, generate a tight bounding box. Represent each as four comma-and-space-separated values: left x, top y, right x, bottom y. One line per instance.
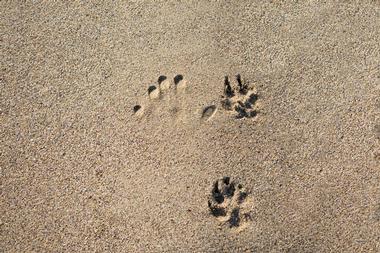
1, 1, 380, 252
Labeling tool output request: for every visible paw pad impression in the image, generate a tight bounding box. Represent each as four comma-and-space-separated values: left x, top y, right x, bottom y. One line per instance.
208, 177, 253, 230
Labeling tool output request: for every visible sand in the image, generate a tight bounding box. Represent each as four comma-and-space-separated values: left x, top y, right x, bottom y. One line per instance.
1, 1, 380, 252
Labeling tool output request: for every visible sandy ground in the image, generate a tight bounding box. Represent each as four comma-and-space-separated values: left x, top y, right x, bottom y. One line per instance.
1, 1, 380, 252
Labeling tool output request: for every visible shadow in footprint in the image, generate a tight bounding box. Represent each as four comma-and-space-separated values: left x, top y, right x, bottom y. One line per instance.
247, 93, 258, 105
235, 106, 248, 119
201, 105, 217, 121
133, 105, 141, 113
148, 85, 160, 99
174, 74, 187, 91
174, 74, 183, 85
158, 75, 167, 84
148, 85, 157, 93
208, 202, 227, 217
224, 76, 234, 98
133, 104, 144, 117
229, 208, 240, 228
236, 74, 248, 95
158, 75, 171, 90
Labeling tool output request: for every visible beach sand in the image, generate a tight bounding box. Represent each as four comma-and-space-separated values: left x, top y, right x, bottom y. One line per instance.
1, 1, 380, 252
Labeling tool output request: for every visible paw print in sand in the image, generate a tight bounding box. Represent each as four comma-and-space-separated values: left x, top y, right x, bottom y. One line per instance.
221, 74, 259, 119
208, 177, 253, 231
132, 74, 258, 122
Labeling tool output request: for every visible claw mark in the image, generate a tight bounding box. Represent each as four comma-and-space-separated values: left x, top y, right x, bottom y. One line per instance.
224, 76, 235, 98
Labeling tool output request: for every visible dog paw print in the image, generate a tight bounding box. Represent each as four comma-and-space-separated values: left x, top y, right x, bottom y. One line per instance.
208, 177, 253, 230
221, 74, 259, 119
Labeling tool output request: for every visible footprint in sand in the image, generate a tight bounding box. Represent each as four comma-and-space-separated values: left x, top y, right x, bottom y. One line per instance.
204, 74, 259, 121
201, 74, 259, 121
221, 74, 259, 119
133, 74, 259, 122
133, 74, 217, 122
208, 177, 254, 231
132, 74, 187, 118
